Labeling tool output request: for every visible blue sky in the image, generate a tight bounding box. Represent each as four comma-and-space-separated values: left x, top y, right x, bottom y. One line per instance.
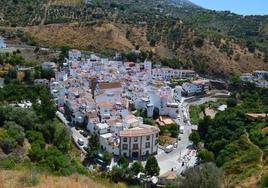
190, 0, 268, 15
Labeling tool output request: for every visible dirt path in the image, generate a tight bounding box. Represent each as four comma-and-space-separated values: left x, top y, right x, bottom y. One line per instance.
40, 0, 51, 25
245, 132, 264, 184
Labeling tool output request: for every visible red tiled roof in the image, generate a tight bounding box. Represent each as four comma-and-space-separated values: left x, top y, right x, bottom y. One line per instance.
97, 102, 113, 108
99, 82, 122, 90
120, 126, 159, 137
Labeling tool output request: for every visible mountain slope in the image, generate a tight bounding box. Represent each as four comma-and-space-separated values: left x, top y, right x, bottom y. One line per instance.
0, 0, 268, 76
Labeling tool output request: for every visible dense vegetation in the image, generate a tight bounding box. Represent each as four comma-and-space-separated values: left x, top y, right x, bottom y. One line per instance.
0, 52, 87, 177
0, 84, 87, 176
197, 80, 268, 186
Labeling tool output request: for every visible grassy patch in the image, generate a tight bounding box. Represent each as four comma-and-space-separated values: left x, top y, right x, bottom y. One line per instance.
189, 105, 204, 125
217, 135, 262, 187
0, 159, 16, 170
20, 172, 40, 187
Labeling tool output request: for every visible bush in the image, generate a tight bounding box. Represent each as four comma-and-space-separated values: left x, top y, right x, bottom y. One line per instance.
0, 137, 17, 153
227, 98, 237, 108
197, 149, 214, 163
131, 161, 144, 175
118, 155, 129, 169
261, 173, 268, 188
0, 159, 16, 169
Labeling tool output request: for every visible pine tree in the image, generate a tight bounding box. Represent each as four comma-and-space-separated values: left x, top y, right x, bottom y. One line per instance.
145, 155, 160, 176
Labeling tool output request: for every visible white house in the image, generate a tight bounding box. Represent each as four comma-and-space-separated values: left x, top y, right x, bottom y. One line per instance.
95, 123, 109, 135
100, 133, 120, 155
97, 101, 113, 119
255, 80, 268, 88
0, 36, 6, 48
69, 49, 81, 61
182, 82, 198, 96
254, 70, 268, 80
192, 79, 210, 94
42, 62, 57, 71
174, 86, 182, 101
240, 73, 254, 82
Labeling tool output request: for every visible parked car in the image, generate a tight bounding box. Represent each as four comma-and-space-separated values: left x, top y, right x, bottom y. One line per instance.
77, 138, 84, 146
180, 126, 184, 134
80, 130, 89, 137
83, 146, 88, 151
165, 145, 174, 153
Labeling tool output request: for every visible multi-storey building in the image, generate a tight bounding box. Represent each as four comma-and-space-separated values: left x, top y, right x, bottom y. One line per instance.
119, 125, 160, 158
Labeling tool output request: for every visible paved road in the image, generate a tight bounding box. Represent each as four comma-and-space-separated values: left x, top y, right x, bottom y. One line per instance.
156, 100, 195, 175
156, 96, 223, 175
56, 111, 88, 154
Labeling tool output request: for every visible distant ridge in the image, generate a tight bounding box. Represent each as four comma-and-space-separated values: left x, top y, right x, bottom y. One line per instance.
166, 0, 200, 8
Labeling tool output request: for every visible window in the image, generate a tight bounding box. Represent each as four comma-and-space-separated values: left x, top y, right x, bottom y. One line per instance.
155, 139, 158, 145
133, 144, 138, 150
145, 142, 150, 148
123, 144, 128, 150
146, 136, 150, 140
123, 137, 127, 142
156, 134, 159, 138
134, 137, 138, 142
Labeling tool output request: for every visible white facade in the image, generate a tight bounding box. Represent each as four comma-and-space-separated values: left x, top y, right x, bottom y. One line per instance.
42, 62, 57, 71
119, 125, 159, 158
69, 49, 82, 61
0, 36, 6, 48
152, 68, 197, 80
240, 73, 254, 82
254, 70, 268, 80
174, 86, 182, 101
182, 83, 197, 96
100, 133, 120, 155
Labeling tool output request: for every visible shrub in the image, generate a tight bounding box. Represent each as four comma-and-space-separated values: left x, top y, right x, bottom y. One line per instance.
0, 158, 16, 169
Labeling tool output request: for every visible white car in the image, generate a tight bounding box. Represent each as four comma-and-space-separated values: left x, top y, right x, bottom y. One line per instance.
77, 138, 84, 146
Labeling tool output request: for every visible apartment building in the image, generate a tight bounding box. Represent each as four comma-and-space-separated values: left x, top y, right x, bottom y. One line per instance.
119, 125, 160, 159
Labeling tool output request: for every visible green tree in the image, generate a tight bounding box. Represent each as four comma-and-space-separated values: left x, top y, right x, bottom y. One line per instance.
194, 37, 204, 48
102, 152, 113, 165
227, 98, 237, 108
261, 173, 268, 188
118, 155, 129, 169
169, 124, 179, 138
131, 161, 144, 175
41, 69, 55, 80
110, 166, 125, 183
28, 142, 45, 162
189, 131, 200, 146
86, 134, 100, 160
38, 88, 56, 120
197, 149, 214, 163
0, 137, 17, 153
145, 155, 160, 176
26, 130, 45, 147
43, 146, 70, 175
4, 121, 25, 146
179, 163, 223, 188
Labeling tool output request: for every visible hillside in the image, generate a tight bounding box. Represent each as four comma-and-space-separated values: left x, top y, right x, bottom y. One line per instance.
0, 170, 109, 188
0, 0, 268, 76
